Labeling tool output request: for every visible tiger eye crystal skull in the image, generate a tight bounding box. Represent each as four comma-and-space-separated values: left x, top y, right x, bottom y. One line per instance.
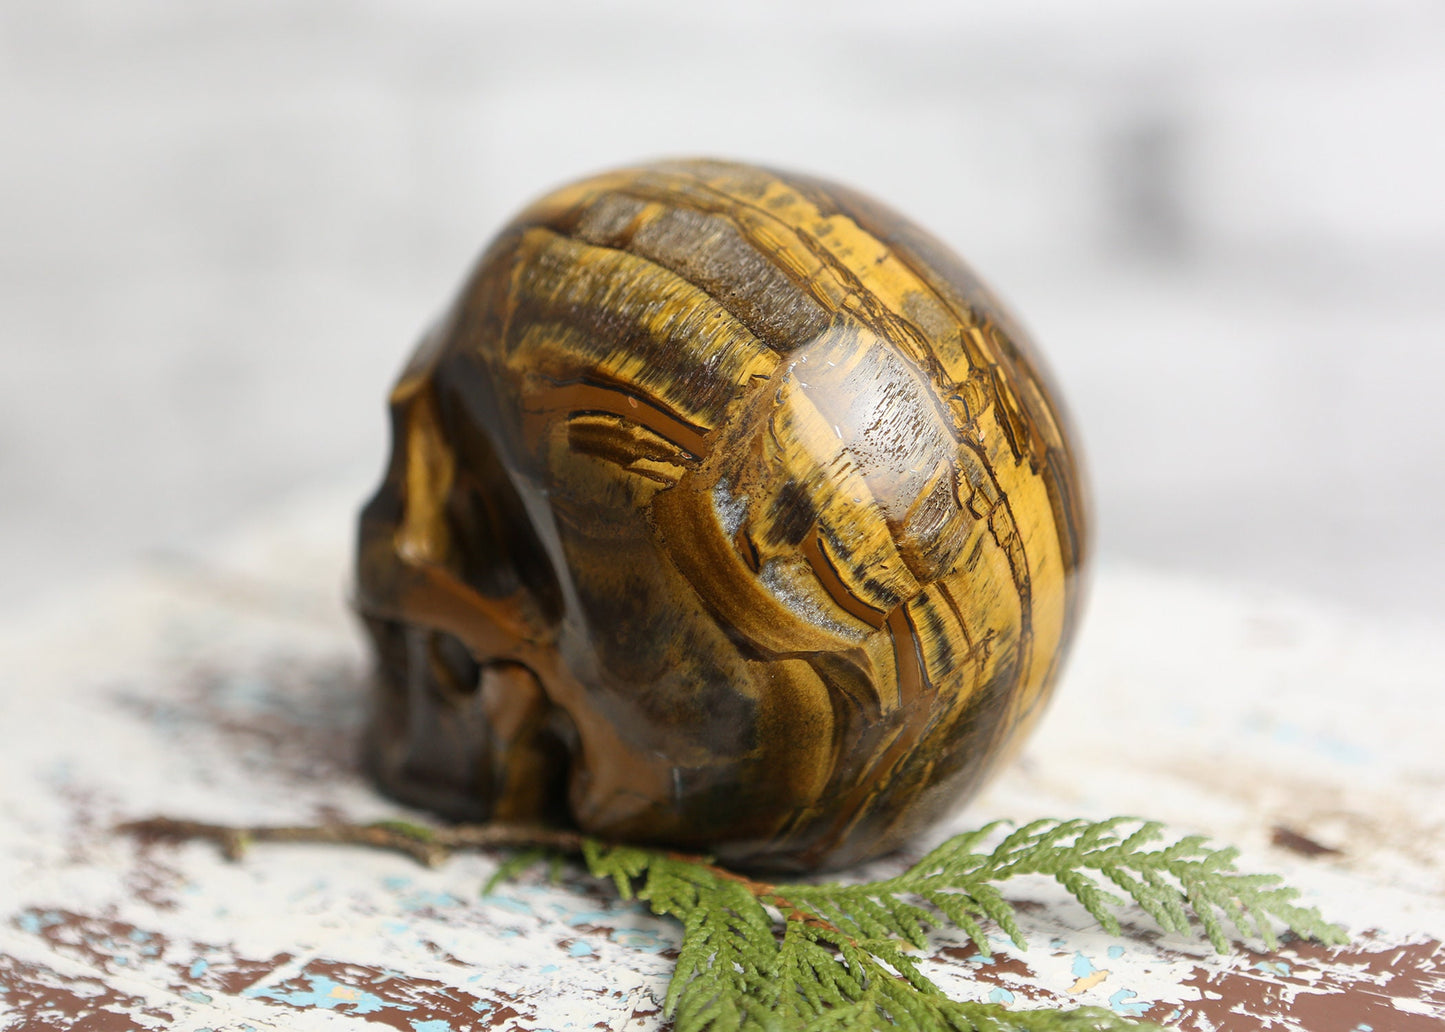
356, 159, 1087, 871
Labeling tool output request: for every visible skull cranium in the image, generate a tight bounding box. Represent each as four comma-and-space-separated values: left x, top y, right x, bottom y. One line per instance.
356, 160, 1087, 871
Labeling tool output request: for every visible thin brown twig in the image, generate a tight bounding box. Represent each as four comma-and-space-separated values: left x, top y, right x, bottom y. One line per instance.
116, 816, 585, 868
114, 815, 847, 938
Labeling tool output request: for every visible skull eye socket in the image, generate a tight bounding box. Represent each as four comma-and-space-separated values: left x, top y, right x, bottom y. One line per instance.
428, 629, 481, 704
435, 364, 565, 631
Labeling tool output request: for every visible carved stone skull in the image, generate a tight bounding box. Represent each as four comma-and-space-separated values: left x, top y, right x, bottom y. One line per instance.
356, 159, 1087, 871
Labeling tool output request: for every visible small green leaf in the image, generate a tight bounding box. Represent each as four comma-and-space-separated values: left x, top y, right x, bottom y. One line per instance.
482, 846, 547, 896
367, 819, 437, 841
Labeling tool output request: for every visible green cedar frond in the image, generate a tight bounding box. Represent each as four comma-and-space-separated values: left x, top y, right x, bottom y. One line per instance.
481, 846, 548, 896
571, 818, 1346, 1032
780, 816, 1346, 955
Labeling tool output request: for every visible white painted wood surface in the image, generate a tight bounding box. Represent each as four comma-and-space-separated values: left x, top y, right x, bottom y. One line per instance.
2, 490, 1442, 1030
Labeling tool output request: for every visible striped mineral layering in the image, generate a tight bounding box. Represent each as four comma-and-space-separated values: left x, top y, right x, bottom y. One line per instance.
356, 159, 1088, 871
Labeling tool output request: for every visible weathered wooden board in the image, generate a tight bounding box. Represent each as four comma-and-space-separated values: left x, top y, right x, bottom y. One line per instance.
2, 490, 1441, 1030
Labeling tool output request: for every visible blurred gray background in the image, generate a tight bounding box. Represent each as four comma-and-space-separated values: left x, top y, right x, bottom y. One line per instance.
3, 0, 1442, 623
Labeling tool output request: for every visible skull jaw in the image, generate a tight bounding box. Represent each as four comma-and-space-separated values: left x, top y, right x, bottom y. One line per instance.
357, 604, 1002, 873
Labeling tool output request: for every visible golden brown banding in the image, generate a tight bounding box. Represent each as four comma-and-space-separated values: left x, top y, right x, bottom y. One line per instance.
356, 159, 1088, 871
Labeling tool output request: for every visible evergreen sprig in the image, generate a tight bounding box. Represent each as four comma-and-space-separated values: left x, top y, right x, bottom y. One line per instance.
581, 818, 1346, 1032
119, 814, 1348, 1032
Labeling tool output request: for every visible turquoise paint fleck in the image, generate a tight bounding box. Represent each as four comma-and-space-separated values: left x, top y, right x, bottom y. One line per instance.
402, 890, 462, 911
567, 940, 594, 957
484, 896, 534, 916
539, 964, 560, 975
988, 987, 1014, 1005
410, 1021, 453, 1032
1071, 952, 1098, 978
246, 973, 409, 1015
183, 990, 213, 1004
189, 958, 210, 978
215, 673, 271, 709
611, 928, 673, 954
1107, 945, 1124, 959
555, 904, 647, 925
16, 910, 64, 935
1108, 989, 1147, 1016
1316, 734, 1370, 765
1242, 713, 1371, 764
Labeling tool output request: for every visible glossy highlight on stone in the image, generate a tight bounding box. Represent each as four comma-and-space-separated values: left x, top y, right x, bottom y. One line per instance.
355, 159, 1088, 871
